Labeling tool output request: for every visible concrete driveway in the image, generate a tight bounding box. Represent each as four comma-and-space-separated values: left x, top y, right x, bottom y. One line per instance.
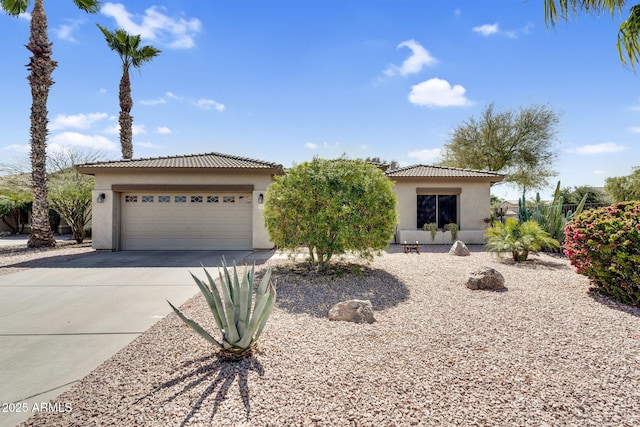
0, 250, 259, 427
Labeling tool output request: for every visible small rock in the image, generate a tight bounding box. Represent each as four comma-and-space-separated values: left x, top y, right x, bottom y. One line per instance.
464, 267, 507, 291
449, 240, 470, 256
328, 299, 375, 324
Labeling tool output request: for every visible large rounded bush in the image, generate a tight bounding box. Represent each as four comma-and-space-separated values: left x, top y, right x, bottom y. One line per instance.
564, 202, 640, 306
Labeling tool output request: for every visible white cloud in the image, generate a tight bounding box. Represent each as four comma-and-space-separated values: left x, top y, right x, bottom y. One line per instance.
133, 124, 146, 135
56, 24, 76, 42
407, 148, 442, 163
195, 99, 225, 111
384, 39, 437, 77
473, 23, 499, 36
408, 78, 472, 107
156, 126, 172, 134
103, 123, 146, 135
98, 88, 107, 95
305, 142, 318, 149
2, 144, 30, 153
567, 142, 628, 155
49, 112, 108, 131
141, 91, 225, 111
50, 132, 118, 151
140, 97, 167, 106
18, 12, 30, 21
593, 169, 607, 175
101, 3, 202, 49
55, 20, 84, 42
454, 8, 462, 17
473, 22, 533, 39
628, 126, 640, 133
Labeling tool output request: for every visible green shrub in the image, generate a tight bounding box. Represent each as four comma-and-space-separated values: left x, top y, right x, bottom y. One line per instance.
564, 202, 640, 306
168, 259, 276, 360
264, 157, 397, 271
485, 218, 560, 261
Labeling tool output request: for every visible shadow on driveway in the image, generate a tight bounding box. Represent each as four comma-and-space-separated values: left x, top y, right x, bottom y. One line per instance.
6, 250, 254, 269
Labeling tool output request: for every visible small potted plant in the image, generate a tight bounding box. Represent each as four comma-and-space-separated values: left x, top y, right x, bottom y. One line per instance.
444, 223, 459, 242
423, 222, 438, 241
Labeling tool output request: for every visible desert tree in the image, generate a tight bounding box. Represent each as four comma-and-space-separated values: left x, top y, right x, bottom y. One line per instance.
440, 103, 559, 194
605, 167, 640, 201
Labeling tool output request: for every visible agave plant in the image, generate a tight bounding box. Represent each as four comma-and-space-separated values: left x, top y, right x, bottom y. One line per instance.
168, 259, 276, 359
485, 218, 560, 262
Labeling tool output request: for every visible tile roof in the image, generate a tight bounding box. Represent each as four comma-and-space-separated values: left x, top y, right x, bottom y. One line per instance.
385, 164, 504, 180
77, 152, 283, 171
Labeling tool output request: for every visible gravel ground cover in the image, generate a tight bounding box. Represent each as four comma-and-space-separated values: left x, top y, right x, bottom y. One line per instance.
18, 247, 640, 426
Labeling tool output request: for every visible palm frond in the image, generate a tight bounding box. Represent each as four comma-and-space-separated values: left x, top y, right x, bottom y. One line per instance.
73, 0, 100, 14
1, 0, 28, 16
618, 4, 640, 70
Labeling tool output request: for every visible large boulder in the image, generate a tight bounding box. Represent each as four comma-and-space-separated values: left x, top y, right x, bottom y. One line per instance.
328, 299, 375, 324
464, 267, 507, 291
449, 240, 470, 256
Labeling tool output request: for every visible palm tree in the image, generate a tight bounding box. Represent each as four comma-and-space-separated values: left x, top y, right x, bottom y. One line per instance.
97, 25, 161, 159
545, 0, 640, 70
2, 0, 100, 247
485, 218, 560, 262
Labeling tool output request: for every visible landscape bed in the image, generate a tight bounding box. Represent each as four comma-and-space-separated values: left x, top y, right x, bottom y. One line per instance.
21, 248, 640, 426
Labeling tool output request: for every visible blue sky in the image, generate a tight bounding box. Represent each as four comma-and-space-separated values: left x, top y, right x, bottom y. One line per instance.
1, 0, 638, 200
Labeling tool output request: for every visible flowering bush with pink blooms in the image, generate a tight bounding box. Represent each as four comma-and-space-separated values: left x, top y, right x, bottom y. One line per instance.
564, 202, 640, 306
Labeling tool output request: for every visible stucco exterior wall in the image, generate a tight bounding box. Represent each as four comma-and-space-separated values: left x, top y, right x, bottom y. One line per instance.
91, 171, 275, 251
393, 180, 492, 244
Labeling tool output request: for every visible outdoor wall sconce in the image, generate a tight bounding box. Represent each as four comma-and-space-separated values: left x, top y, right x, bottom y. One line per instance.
258, 193, 264, 204
97, 193, 106, 203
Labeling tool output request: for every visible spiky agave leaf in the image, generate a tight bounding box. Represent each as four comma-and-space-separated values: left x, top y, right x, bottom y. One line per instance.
252, 282, 276, 343
236, 266, 253, 338
217, 262, 240, 345
236, 277, 276, 349
167, 300, 223, 349
232, 261, 241, 328
190, 272, 224, 332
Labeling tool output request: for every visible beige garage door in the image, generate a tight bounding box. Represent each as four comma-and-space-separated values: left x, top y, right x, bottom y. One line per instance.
120, 192, 253, 250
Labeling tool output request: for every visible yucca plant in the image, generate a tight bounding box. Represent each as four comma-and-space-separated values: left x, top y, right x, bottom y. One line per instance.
485, 218, 560, 262
168, 259, 276, 360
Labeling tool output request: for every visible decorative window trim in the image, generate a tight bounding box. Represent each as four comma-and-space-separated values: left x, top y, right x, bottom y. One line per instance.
174, 195, 187, 203
191, 195, 203, 203
125, 195, 138, 203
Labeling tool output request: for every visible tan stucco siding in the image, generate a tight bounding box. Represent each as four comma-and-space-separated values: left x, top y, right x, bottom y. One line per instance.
393, 180, 491, 244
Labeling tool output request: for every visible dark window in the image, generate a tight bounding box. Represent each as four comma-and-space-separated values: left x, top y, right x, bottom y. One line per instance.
438, 195, 457, 228
417, 195, 436, 229
417, 195, 457, 229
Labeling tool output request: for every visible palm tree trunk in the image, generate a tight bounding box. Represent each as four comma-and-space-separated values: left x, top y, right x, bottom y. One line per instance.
26, 0, 56, 248
119, 65, 133, 159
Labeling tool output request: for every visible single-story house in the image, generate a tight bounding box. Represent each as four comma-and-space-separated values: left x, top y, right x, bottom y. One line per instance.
77, 152, 504, 251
